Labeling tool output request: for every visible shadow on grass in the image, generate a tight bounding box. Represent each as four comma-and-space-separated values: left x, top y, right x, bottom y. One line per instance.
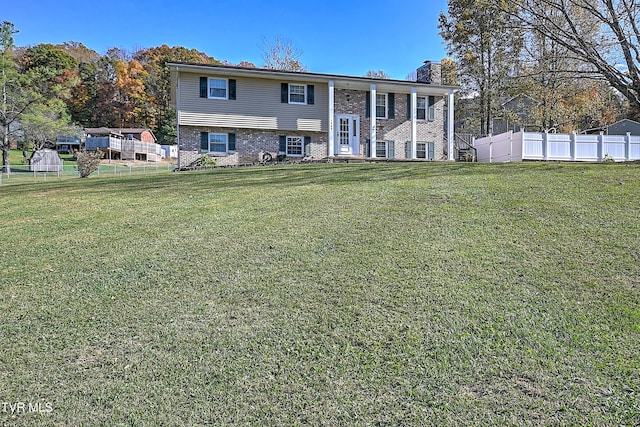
2, 161, 636, 197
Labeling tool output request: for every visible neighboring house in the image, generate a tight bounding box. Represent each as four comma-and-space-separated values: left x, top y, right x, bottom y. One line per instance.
492, 94, 540, 135
56, 135, 83, 153
85, 127, 162, 161
85, 127, 157, 143
604, 119, 640, 135
169, 61, 457, 168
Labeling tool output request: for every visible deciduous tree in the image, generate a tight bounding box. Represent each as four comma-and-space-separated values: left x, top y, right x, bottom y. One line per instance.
0, 21, 40, 173
439, 0, 524, 135
114, 58, 149, 127
503, 0, 640, 119
133, 45, 219, 144
365, 70, 390, 79
261, 36, 305, 71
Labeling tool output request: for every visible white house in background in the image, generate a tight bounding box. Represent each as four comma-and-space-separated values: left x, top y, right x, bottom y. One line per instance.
169, 61, 458, 168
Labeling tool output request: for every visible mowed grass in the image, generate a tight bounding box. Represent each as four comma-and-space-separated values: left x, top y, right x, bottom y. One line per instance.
0, 162, 638, 425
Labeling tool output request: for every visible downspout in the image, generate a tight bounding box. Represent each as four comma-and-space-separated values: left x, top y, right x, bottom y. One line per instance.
176, 67, 181, 170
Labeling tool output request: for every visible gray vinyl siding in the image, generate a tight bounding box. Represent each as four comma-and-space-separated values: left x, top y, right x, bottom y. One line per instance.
178, 73, 328, 132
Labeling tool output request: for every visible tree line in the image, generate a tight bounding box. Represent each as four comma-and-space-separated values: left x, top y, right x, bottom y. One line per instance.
0, 22, 310, 172
439, 0, 639, 136
3, 2, 638, 171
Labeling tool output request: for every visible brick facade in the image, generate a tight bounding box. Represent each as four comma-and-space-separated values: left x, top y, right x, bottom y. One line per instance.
178, 91, 447, 167
417, 61, 442, 85
179, 127, 327, 167
334, 89, 446, 160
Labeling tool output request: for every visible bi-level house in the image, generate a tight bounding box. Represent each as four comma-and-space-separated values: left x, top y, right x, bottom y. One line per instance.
169, 61, 457, 168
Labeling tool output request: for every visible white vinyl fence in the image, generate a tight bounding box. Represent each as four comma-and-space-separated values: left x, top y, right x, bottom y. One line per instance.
475, 131, 640, 162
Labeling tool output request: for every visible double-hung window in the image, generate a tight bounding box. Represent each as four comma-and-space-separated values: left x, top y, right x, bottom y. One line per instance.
286, 136, 303, 156
201, 132, 236, 154
376, 93, 388, 118
200, 77, 236, 100
289, 84, 306, 104
366, 139, 394, 158
416, 142, 435, 160
208, 133, 228, 154
208, 78, 228, 99
417, 97, 427, 120
416, 96, 435, 121
281, 83, 315, 105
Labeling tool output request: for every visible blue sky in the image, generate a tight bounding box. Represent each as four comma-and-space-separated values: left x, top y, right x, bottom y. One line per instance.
4, 0, 450, 79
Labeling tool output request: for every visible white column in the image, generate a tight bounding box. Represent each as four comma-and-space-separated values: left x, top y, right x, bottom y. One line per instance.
411, 87, 417, 159
370, 84, 377, 157
176, 67, 181, 168
447, 89, 455, 161
328, 80, 335, 157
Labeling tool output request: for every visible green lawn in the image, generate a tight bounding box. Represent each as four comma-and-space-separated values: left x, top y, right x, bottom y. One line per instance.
0, 162, 638, 425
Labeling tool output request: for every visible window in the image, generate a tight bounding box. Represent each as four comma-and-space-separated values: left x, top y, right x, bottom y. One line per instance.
281, 83, 314, 104
367, 140, 395, 158
286, 136, 303, 156
200, 77, 236, 99
376, 93, 387, 118
417, 142, 435, 160
208, 133, 228, 154
289, 84, 306, 104
427, 96, 435, 121
417, 97, 427, 120
200, 132, 236, 154
208, 78, 227, 99
416, 96, 435, 120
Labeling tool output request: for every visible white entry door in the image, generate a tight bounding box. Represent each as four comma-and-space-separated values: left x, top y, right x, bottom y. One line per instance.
335, 115, 360, 155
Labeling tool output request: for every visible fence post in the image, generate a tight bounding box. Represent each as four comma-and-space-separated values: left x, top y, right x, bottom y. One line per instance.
597, 132, 604, 161
542, 132, 548, 161
570, 132, 577, 161
489, 134, 493, 163
625, 132, 631, 161
509, 131, 513, 162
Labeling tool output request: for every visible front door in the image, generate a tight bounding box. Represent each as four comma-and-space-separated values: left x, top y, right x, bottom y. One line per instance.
336, 115, 360, 155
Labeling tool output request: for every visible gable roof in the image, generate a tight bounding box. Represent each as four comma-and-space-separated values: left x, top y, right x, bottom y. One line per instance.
168, 62, 458, 96
607, 118, 640, 127
500, 94, 539, 107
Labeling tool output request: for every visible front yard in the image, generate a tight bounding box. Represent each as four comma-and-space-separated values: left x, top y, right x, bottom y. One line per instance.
0, 162, 638, 425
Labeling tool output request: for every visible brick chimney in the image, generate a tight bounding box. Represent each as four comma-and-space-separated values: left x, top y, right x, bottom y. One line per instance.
416, 60, 442, 85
